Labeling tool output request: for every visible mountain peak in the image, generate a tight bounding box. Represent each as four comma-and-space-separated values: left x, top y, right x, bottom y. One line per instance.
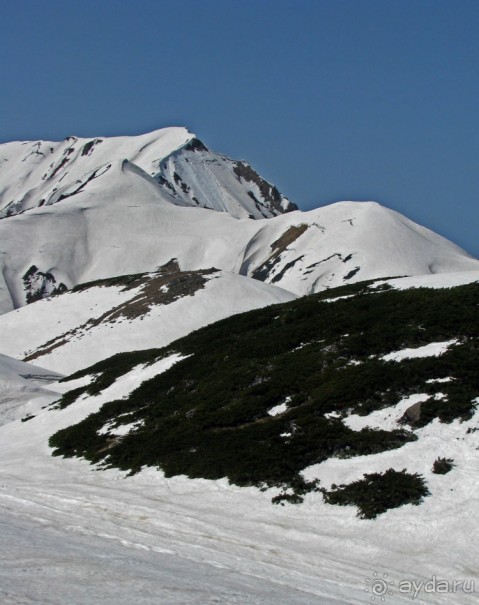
0, 126, 294, 220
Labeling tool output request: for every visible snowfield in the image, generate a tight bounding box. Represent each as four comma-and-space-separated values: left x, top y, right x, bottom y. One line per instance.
0, 347, 477, 604
381, 339, 459, 362
374, 270, 479, 290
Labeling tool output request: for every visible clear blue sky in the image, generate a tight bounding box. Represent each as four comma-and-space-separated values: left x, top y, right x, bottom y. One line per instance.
2, 0, 479, 256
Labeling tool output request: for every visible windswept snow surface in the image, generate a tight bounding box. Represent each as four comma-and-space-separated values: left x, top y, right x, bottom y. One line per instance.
0, 357, 478, 603
0, 510, 336, 605
0, 164, 262, 313
374, 270, 479, 290
0, 354, 345, 605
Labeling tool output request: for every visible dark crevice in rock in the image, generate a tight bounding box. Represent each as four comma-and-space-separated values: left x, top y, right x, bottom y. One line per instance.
49, 157, 71, 179
56, 164, 111, 203
81, 139, 102, 157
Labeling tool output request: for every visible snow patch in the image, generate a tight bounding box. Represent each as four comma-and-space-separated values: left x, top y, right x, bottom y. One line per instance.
98, 419, 143, 437
426, 377, 453, 384
344, 393, 431, 432
374, 271, 479, 291
321, 294, 355, 303
382, 340, 458, 362
267, 397, 291, 416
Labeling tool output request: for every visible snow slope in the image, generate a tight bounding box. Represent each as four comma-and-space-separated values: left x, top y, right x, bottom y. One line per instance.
374, 270, 479, 290
0, 266, 296, 374
0, 353, 61, 426
0, 128, 191, 217
239, 201, 479, 296
0, 356, 349, 604
0, 159, 262, 313
2, 127, 479, 604
152, 137, 296, 218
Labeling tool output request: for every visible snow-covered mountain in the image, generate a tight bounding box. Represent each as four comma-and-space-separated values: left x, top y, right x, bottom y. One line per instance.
0, 127, 296, 221
238, 200, 479, 295
0, 127, 478, 314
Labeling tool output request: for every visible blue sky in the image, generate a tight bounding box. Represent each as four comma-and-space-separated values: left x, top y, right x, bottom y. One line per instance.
2, 0, 479, 256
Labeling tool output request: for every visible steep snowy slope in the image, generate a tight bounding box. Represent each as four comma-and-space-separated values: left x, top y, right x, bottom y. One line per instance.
0, 355, 349, 605
0, 127, 296, 220
0, 128, 189, 217
0, 264, 296, 374
153, 137, 295, 218
0, 354, 61, 426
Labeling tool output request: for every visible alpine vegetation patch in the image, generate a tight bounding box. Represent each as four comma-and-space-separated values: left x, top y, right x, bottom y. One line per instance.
49, 281, 479, 509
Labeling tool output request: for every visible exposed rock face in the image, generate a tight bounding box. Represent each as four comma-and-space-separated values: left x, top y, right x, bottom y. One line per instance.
232, 161, 298, 217
152, 139, 296, 219
251, 225, 308, 281
23, 265, 67, 304
401, 400, 423, 424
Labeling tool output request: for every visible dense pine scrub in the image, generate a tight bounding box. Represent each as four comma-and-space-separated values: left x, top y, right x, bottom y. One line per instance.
50, 280, 479, 512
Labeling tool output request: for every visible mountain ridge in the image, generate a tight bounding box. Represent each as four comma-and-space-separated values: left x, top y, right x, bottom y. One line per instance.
1, 126, 478, 316
0, 167, 478, 313
0, 127, 297, 220
0, 264, 295, 374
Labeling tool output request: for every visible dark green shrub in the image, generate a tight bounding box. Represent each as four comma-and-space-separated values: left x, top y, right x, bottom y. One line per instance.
432, 457, 455, 474
272, 492, 304, 505
321, 468, 430, 518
